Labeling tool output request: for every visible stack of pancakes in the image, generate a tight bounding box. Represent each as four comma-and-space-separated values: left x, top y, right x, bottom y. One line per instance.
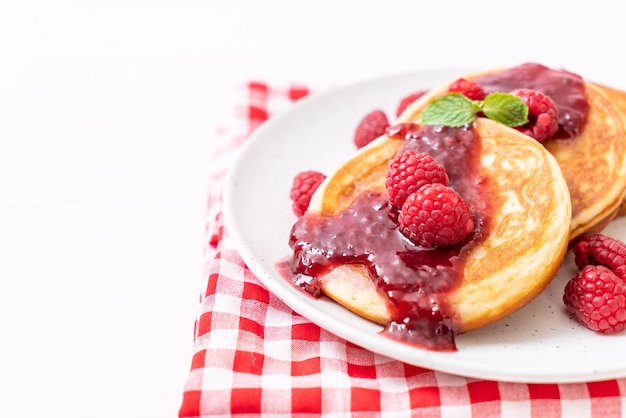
298, 64, 626, 338
397, 67, 626, 242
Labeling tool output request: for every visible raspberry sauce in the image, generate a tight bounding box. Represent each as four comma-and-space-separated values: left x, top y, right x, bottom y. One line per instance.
473, 62, 589, 138
288, 124, 489, 351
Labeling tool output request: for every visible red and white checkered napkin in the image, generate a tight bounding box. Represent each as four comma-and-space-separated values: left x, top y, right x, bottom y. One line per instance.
179, 82, 626, 417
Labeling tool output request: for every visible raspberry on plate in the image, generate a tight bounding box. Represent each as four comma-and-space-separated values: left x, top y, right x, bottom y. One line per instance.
563, 264, 626, 334
354, 110, 389, 149
573, 233, 626, 280
448, 78, 486, 101
398, 183, 474, 248
385, 150, 449, 208
290, 170, 326, 217
511, 88, 559, 142
395, 90, 428, 117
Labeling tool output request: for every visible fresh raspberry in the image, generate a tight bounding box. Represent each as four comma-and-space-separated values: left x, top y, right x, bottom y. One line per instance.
398, 183, 474, 247
395, 90, 428, 116
573, 234, 626, 280
385, 150, 449, 207
511, 89, 559, 142
290, 170, 326, 217
448, 78, 486, 101
354, 110, 390, 149
563, 265, 626, 333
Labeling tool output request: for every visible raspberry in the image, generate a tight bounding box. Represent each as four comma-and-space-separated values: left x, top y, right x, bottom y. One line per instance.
290, 170, 326, 217
395, 90, 428, 116
511, 89, 559, 142
573, 234, 626, 280
385, 150, 449, 207
448, 78, 486, 101
354, 110, 390, 149
563, 265, 626, 333
398, 183, 474, 247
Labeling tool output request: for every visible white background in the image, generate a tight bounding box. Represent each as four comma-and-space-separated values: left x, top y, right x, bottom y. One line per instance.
0, 1, 625, 417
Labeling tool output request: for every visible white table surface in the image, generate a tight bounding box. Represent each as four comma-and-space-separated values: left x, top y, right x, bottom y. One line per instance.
1, 1, 625, 417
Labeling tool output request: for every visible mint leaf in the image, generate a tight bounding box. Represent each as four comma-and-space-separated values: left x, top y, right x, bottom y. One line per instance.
419, 93, 481, 127
419, 91, 530, 129
482, 92, 528, 127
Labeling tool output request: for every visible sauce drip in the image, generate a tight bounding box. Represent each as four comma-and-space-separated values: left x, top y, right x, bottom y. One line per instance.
289, 124, 490, 351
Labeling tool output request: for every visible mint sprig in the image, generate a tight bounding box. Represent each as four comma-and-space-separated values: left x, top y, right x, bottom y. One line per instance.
419, 92, 528, 128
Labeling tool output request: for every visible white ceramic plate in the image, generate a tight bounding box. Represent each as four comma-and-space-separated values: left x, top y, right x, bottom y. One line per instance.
223, 69, 626, 383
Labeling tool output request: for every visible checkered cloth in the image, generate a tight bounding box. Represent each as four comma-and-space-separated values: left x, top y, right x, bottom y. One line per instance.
178, 81, 626, 417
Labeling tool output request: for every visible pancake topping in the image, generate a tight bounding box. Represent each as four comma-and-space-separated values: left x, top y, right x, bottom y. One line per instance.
473, 63, 589, 139
289, 124, 493, 351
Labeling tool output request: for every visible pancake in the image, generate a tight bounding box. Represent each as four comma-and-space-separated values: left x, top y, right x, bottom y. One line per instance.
398, 64, 626, 241
300, 117, 571, 337
594, 83, 626, 216
543, 83, 626, 238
